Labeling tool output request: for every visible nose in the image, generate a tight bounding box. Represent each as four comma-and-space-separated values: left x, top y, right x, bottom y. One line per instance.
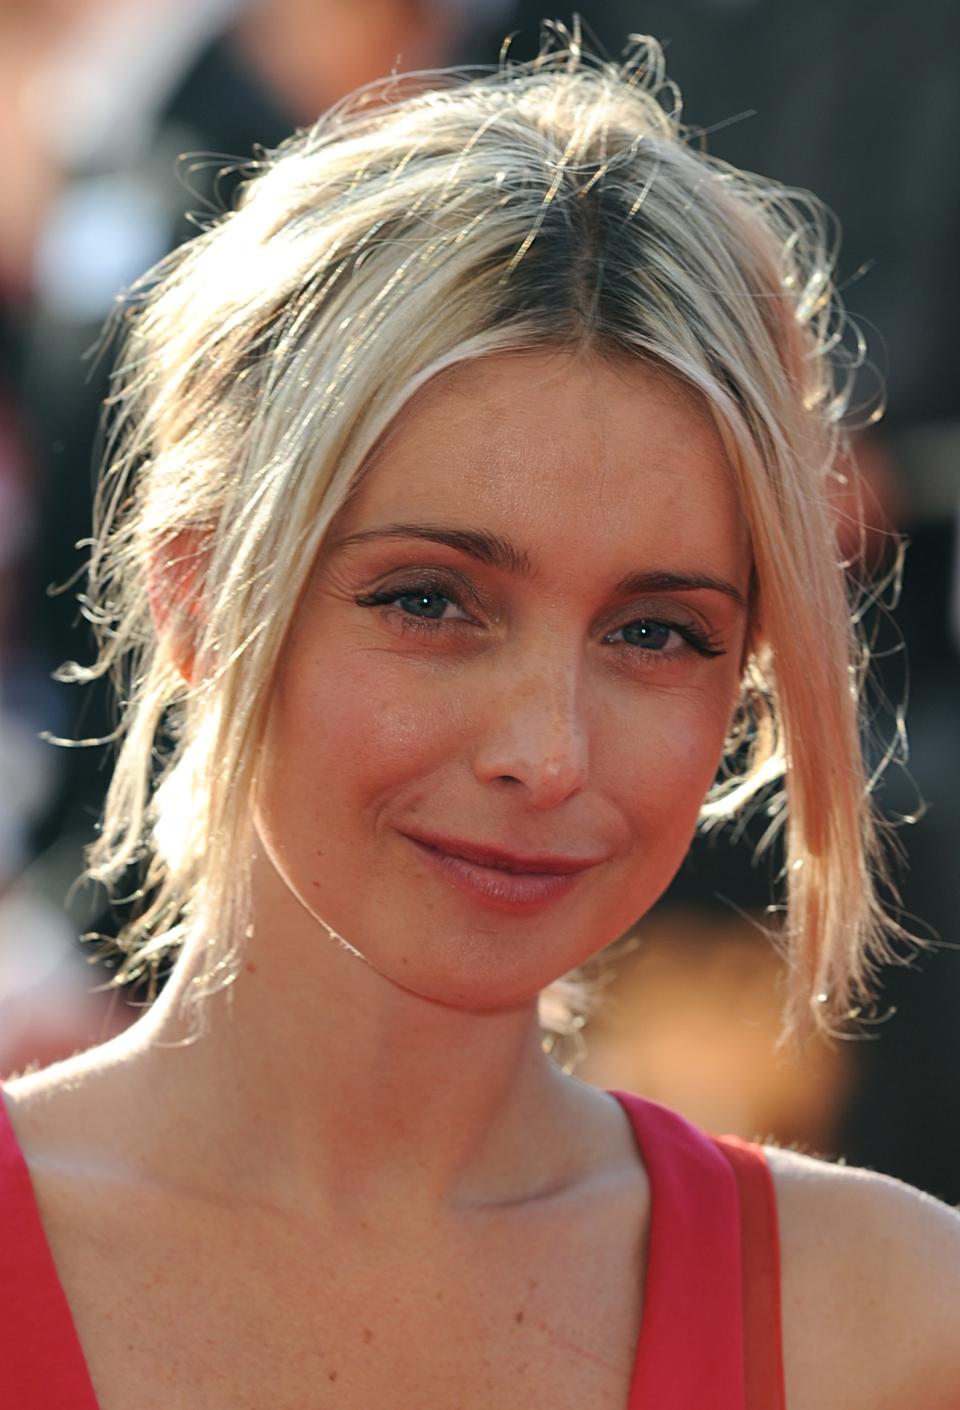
471, 651, 590, 809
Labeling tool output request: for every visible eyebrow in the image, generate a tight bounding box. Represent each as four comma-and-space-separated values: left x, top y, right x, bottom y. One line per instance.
611, 569, 747, 609
334, 523, 746, 609
333, 524, 533, 576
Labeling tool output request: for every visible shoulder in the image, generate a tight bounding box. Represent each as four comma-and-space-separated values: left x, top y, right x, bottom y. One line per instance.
1, 1041, 139, 1192
2, 1060, 89, 1151
764, 1143, 960, 1410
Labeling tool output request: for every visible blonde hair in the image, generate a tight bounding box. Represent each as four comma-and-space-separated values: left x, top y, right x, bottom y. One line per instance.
74, 28, 909, 1048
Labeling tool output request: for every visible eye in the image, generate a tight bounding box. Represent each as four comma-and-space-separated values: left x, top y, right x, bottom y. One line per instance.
391, 590, 466, 621
354, 580, 473, 625
614, 619, 673, 651
605, 616, 724, 658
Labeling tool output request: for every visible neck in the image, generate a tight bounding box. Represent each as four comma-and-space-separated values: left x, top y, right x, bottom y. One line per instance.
108, 859, 623, 1226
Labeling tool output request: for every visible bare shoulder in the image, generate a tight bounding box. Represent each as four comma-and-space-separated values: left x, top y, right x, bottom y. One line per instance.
3, 1050, 97, 1131
1, 1037, 139, 1174
764, 1142, 960, 1410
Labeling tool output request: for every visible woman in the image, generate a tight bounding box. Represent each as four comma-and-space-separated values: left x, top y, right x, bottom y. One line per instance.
2, 30, 959, 1410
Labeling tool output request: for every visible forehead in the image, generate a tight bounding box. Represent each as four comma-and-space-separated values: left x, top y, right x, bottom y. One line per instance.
342, 348, 748, 576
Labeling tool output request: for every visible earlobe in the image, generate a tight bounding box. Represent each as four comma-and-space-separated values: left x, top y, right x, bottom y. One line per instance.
147, 528, 210, 683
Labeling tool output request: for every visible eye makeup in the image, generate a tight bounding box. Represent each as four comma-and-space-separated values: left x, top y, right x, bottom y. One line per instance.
355, 566, 727, 661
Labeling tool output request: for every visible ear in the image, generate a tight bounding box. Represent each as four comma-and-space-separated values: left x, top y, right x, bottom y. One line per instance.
147, 528, 209, 683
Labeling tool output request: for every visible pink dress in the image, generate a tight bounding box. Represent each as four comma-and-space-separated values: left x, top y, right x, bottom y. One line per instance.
0, 1087, 785, 1408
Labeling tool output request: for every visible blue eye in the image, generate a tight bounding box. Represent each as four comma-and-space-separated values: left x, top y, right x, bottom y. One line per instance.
394, 591, 453, 620
606, 618, 724, 658
617, 619, 672, 650
355, 582, 469, 624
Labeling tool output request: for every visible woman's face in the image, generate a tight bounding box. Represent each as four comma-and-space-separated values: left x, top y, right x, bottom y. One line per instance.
255, 349, 752, 1009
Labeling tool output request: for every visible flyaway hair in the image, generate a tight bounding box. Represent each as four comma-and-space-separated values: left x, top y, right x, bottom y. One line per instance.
72, 24, 913, 1049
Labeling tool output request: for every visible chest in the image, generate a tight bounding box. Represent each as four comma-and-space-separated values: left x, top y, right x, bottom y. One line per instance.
50, 1185, 649, 1410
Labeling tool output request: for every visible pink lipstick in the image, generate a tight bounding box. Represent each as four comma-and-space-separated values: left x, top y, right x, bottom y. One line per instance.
401, 832, 601, 910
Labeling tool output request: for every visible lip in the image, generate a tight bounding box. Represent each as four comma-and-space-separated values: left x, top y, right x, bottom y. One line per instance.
400, 831, 604, 911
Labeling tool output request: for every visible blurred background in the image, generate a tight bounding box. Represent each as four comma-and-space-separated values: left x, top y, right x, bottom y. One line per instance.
1, 0, 957, 1199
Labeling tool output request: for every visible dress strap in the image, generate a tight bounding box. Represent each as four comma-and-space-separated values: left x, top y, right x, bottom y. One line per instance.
608, 1090, 746, 1409
710, 1134, 787, 1410
0, 1092, 101, 1410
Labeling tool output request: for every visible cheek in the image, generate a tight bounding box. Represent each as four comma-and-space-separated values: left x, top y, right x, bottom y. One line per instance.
258, 646, 462, 830
604, 685, 738, 856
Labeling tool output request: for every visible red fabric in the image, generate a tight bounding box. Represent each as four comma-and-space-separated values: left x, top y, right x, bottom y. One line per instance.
0, 1088, 784, 1409
609, 1089, 746, 1407
711, 1133, 787, 1410
608, 1090, 786, 1410
0, 1092, 100, 1410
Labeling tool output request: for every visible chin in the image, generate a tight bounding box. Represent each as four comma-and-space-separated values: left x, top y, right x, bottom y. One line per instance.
343, 910, 607, 1016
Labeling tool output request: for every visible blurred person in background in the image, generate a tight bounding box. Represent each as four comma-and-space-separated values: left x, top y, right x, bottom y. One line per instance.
0, 0, 114, 1071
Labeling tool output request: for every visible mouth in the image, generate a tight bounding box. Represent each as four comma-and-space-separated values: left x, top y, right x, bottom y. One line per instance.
400, 831, 603, 910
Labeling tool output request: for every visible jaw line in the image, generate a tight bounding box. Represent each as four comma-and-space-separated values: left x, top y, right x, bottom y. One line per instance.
314, 912, 368, 964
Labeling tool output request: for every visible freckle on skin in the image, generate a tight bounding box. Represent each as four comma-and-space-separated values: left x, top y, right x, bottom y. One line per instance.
362, 1327, 374, 1344
515, 1309, 525, 1324
328, 1370, 338, 1382
245, 962, 257, 974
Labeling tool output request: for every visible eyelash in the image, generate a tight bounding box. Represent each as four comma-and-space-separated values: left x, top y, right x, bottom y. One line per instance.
354, 579, 725, 660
